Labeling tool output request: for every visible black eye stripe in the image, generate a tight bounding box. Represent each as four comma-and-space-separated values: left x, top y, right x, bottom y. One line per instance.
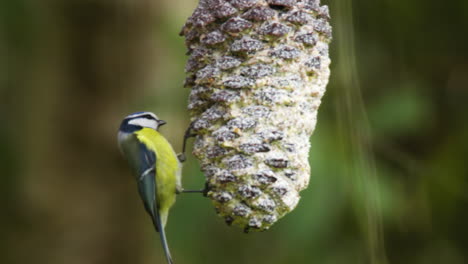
142, 114, 156, 120
124, 113, 156, 120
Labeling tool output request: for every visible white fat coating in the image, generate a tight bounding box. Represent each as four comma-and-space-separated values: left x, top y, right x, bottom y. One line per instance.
129, 118, 158, 130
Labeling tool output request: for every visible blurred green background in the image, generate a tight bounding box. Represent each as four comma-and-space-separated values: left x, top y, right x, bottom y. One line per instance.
1, 0, 467, 263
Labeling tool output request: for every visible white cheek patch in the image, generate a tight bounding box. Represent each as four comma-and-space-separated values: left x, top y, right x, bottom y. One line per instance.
129, 118, 158, 129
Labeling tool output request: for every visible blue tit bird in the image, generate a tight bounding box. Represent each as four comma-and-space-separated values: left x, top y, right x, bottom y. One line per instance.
118, 111, 182, 264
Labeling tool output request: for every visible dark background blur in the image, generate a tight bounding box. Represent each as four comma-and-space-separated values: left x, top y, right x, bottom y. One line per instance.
1, 0, 467, 264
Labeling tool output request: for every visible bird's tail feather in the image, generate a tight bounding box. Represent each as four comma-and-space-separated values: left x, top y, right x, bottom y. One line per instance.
151, 209, 174, 264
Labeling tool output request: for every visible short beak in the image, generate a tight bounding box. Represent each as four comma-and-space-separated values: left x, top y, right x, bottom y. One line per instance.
157, 120, 167, 126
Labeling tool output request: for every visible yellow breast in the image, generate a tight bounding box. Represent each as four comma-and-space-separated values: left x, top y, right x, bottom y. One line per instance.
134, 128, 180, 224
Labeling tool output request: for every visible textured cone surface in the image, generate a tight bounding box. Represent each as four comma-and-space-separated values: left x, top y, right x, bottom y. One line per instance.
181, 0, 331, 231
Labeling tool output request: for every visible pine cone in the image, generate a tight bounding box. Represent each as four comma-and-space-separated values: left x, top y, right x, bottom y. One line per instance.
181, 0, 331, 232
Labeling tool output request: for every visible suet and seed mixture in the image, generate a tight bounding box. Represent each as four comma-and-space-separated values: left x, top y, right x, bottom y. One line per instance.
181, 0, 331, 231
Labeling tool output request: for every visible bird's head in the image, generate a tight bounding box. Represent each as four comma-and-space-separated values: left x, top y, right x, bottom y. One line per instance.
119, 111, 167, 133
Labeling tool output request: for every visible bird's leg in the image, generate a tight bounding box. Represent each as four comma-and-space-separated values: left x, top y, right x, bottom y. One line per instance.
176, 183, 209, 196
177, 123, 209, 196
177, 124, 197, 163
176, 188, 205, 194
181, 189, 205, 193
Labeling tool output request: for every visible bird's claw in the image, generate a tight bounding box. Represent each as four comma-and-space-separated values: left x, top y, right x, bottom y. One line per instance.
177, 153, 186, 163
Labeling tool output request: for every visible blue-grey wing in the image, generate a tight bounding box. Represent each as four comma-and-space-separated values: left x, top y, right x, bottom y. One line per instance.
119, 133, 160, 231
119, 133, 171, 260
136, 141, 156, 177
136, 143, 159, 228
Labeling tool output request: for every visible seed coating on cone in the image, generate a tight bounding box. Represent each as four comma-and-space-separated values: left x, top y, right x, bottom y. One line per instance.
181, 0, 331, 231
